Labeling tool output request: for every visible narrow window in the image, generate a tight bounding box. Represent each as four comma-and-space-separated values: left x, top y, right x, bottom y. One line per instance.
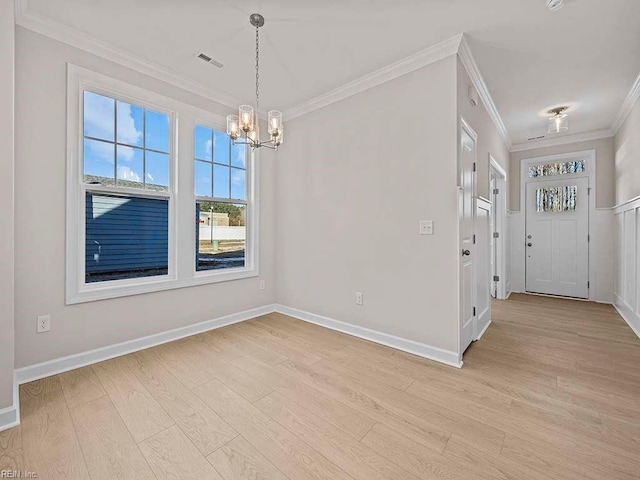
194, 125, 248, 272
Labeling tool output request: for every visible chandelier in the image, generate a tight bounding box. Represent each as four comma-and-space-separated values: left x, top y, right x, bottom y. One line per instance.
548, 106, 569, 134
226, 13, 284, 150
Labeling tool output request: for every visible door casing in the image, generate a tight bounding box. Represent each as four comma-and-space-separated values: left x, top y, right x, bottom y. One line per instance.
458, 116, 477, 361
518, 150, 597, 301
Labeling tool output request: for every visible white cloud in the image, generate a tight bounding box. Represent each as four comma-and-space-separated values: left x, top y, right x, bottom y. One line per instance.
84, 92, 115, 140
117, 102, 143, 146
84, 91, 142, 147
117, 166, 141, 183
231, 168, 245, 185
118, 145, 135, 163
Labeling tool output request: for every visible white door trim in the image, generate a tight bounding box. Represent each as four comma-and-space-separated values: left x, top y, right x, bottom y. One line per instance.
518, 150, 597, 301
457, 115, 477, 363
476, 196, 493, 338
490, 155, 508, 300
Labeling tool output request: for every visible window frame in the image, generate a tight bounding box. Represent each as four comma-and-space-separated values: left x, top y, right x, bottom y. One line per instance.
192, 116, 257, 279
66, 65, 259, 305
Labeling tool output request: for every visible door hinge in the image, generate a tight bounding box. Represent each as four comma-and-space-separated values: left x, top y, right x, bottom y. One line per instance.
588, 281, 590, 289
473, 306, 477, 316
473, 234, 476, 244
493, 188, 499, 195
588, 188, 591, 196
473, 162, 477, 172
493, 275, 500, 282
493, 232, 500, 239
588, 234, 590, 242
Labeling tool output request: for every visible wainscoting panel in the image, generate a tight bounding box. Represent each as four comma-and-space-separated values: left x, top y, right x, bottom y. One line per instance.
505, 211, 512, 296
614, 197, 640, 338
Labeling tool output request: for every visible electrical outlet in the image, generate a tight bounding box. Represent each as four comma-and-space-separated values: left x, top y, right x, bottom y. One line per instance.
355, 292, 364, 306
37, 315, 51, 333
260, 280, 266, 290
419, 220, 434, 235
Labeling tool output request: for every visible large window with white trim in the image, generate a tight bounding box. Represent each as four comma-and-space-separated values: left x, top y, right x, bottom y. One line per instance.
67, 65, 258, 304
83, 91, 172, 283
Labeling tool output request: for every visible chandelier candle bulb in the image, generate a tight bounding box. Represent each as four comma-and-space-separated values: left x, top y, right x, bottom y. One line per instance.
268, 110, 283, 136
227, 115, 240, 140
239, 105, 254, 132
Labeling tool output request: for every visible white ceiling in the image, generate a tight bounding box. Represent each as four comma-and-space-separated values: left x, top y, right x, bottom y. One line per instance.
21, 0, 640, 146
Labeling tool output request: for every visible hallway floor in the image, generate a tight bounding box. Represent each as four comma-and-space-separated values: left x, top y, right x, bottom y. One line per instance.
1, 294, 639, 479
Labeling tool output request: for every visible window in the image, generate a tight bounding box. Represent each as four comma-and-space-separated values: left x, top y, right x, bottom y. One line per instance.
67, 66, 258, 304
82, 91, 172, 283
194, 125, 248, 272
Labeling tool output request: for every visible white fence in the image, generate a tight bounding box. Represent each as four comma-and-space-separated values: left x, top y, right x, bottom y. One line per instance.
198, 225, 245, 241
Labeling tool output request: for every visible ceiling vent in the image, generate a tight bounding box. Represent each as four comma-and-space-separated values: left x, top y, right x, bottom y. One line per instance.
546, 0, 564, 11
197, 52, 224, 68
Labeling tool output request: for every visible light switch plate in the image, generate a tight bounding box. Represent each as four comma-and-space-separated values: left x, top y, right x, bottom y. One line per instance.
420, 220, 434, 235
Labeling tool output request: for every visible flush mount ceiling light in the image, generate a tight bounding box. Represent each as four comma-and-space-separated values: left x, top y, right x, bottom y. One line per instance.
226, 13, 284, 150
548, 106, 569, 134
546, 0, 565, 11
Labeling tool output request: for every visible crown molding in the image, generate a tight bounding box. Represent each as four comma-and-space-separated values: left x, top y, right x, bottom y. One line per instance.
283, 34, 464, 120
14, 0, 249, 112
510, 128, 614, 153
611, 71, 640, 134
457, 34, 512, 151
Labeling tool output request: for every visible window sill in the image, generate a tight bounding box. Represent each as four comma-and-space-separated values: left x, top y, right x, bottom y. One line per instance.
66, 267, 259, 305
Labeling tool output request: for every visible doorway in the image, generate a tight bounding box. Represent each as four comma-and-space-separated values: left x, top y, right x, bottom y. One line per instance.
489, 156, 507, 300
520, 151, 594, 300
459, 118, 477, 355
525, 176, 589, 298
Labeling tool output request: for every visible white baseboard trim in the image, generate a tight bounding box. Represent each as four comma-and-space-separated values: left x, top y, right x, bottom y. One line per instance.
0, 376, 20, 433
14, 304, 277, 386
275, 304, 462, 368
476, 320, 492, 341
614, 298, 640, 340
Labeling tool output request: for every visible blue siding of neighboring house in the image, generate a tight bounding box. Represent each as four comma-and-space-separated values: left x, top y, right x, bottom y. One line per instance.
85, 193, 169, 275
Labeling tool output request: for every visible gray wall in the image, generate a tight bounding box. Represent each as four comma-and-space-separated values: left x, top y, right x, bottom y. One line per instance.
510, 137, 616, 211
14, 28, 277, 368
0, 0, 15, 410
615, 99, 640, 205
276, 56, 460, 353
456, 57, 511, 199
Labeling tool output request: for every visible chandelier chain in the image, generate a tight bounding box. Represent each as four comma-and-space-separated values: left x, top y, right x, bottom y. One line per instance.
255, 24, 260, 111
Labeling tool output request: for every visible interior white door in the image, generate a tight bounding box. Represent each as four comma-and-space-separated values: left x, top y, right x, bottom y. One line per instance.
525, 176, 589, 298
490, 176, 497, 298
476, 198, 492, 335
459, 125, 476, 353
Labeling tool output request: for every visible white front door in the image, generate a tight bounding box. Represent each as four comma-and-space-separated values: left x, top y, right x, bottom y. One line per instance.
459, 123, 476, 354
525, 176, 589, 298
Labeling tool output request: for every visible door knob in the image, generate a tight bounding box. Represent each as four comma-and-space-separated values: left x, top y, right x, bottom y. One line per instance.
527, 243, 533, 247
462, 249, 471, 256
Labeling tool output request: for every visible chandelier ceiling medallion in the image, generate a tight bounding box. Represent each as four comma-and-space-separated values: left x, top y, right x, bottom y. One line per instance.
548, 106, 569, 134
227, 13, 284, 150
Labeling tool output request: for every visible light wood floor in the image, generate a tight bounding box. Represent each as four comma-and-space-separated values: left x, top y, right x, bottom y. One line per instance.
2, 293, 640, 480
